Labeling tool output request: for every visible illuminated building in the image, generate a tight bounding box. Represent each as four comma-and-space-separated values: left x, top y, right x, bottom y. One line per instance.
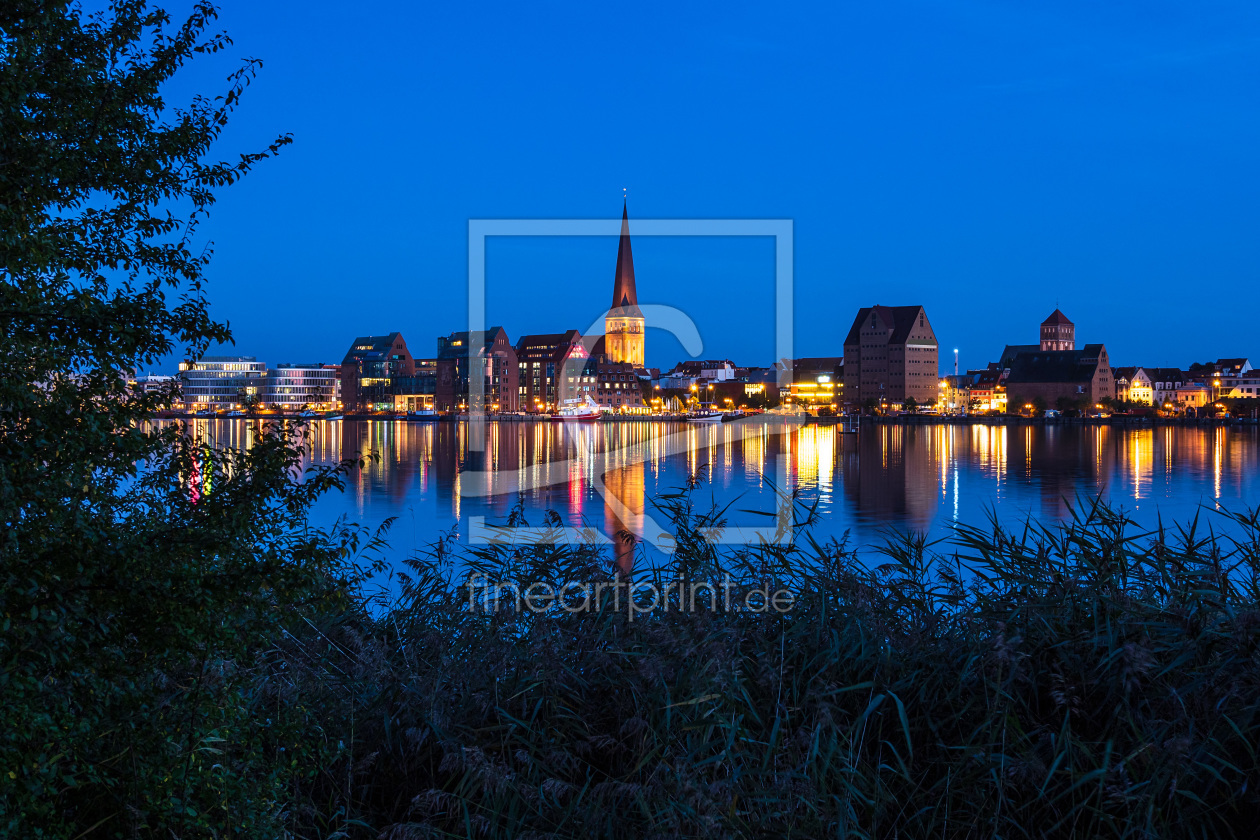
842, 305, 940, 409
998, 309, 1078, 370
1146, 368, 1187, 411
1206, 360, 1256, 401
783, 357, 843, 409
265, 363, 339, 410
437, 327, 519, 412
1040, 308, 1075, 351
392, 359, 441, 412
581, 337, 649, 412
1217, 370, 1260, 399
669, 359, 736, 382
965, 365, 1007, 414
178, 356, 267, 410
997, 310, 1114, 410
1174, 384, 1211, 411
340, 333, 415, 410
604, 202, 645, 367
516, 330, 586, 412
939, 374, 972, 414
1004, 344, 1114, 409
1112, 366, 1154, 405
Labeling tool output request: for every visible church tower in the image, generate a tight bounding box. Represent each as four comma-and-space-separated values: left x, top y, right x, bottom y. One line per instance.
1040, 308, 1075, 351
604, 202, 645, 367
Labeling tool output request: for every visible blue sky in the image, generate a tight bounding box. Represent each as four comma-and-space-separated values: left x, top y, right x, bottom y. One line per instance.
164, 0, 1260, 373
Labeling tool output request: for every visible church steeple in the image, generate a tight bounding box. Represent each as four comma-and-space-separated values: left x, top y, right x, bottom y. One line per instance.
604, 200, 645, 367
610, 201, 641, 315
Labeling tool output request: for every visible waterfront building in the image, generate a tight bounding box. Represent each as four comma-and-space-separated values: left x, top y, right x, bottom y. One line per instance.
1208, 358, 1252, 377
999, 309, 1078, 371
965, 365, 1007, 413
674, 360, 737, 381
783, 357, 843, 409
178, 356, 267, 410
265, 363, 339, 411
1003, 345, 1114, 410
1199, 359, 1254, 402
999, 343, 1040, 371
390, 359, 442, 413
1217, 369, 1260, 400
437, 327, 519, 413
842, 305, 940, 409
604, 203, 644, 367
340, 333, 415, 411
1175, 384, 1212, 411
1146, 368, 1187, 411
740, 366, 778, 404
1112, 366, 1154, 406
939, 374, 972, 414
579, 338, 649, 412
325, 364, 342, 407
1040, 309, 1075, 351
515, 330, 586, 412
129, 372, 178, 404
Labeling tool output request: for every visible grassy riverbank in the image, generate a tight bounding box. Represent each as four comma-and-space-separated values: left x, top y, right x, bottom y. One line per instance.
271, 493, 1260, 839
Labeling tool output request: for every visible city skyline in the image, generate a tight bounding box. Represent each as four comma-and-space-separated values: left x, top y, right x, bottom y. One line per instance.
170, 2, 1259, 374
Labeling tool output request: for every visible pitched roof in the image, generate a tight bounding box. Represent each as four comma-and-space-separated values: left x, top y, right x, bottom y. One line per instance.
999, 345, 1039, 368
342, 332, 406, 364
1005, 345, 1107, 385
437, 327, 509, 359
515, 330, 583, 359
1041, 308, 1073, 326
1215, 358, 1250, 373
842, 305, 932, 347
609, 202, 642, 317
672, 360, 736, 375
516, 330, 580, 348
1144, 367, 1186, 383
1112, 366, 1140, 382
791, 356, 844, 371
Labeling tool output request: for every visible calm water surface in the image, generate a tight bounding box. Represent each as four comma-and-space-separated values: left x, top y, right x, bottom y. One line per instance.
182, 419, 1260, 565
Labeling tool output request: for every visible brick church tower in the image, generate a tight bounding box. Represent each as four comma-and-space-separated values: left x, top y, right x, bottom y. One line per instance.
1040, 309, 1075, 351
604, 202, 645, 367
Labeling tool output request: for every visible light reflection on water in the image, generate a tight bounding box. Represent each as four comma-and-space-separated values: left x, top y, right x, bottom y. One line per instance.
168, 419, 1260, 562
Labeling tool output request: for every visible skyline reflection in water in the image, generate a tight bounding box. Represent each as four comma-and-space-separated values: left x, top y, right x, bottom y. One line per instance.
174, 419, 1260, 562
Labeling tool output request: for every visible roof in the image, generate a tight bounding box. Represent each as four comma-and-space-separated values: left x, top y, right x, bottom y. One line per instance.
516, 330, 581, 349
609, 202, 642, 317
1145, 367, 1186, 383
1005, 345, 1108, 385
1111, 366, 1140, 382
1041, 308, 1074, 326
999, 345, 1039, 368
842, 305, 932, 347
515, 330, 583, 360
973, 368, 1003, 386
792, 356, 844, 370
342, 332, 406, 364
673, 360, 736, 374
1215, 358, 1251, 374
437, 327, 509, 359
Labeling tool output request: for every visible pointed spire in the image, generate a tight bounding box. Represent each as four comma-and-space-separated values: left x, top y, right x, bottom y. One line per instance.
610, 201, 641, 315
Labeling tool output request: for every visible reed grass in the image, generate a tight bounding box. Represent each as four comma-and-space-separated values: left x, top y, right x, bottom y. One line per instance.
272, 485, 1260, 839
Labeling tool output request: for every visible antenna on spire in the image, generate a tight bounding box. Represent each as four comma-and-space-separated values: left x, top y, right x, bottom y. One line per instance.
623, 187, 627, 202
